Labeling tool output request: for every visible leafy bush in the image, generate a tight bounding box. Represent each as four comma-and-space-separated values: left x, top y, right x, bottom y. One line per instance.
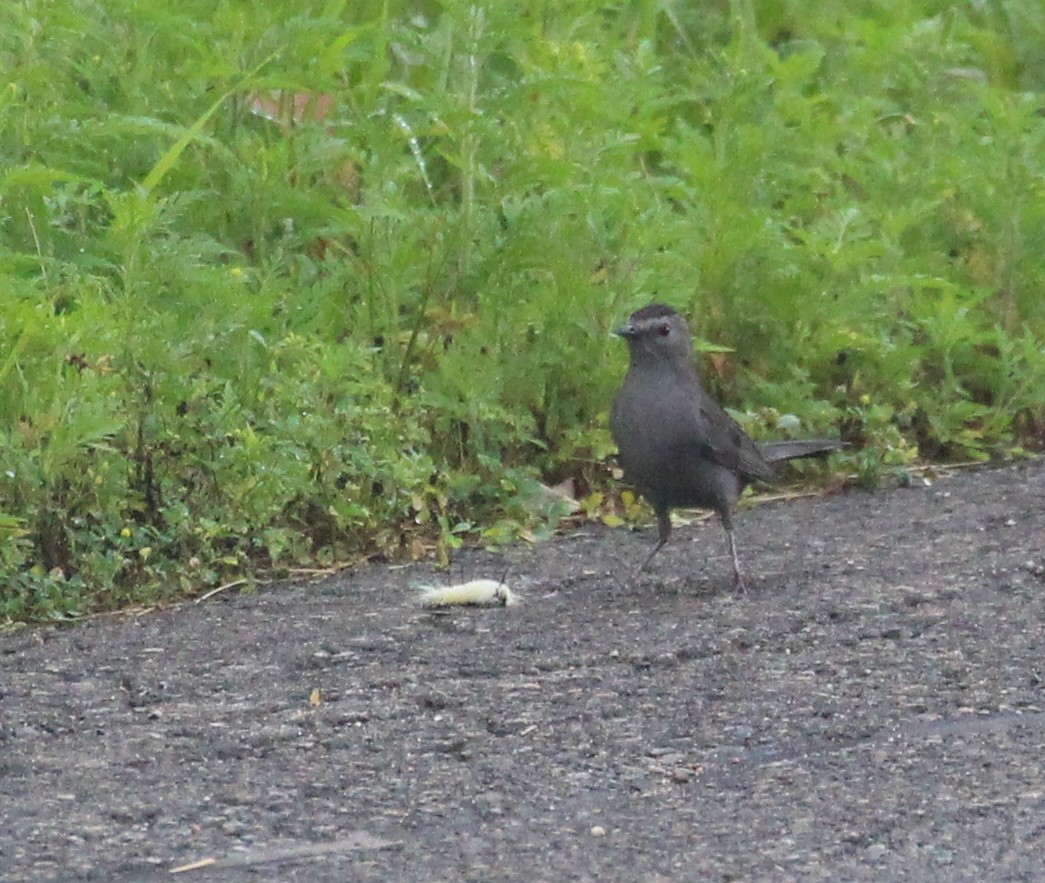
1, 1, 1043, 620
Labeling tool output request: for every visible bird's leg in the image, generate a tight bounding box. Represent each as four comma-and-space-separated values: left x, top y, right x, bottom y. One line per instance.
724, 523, 746, 594
638, 509, 672, 573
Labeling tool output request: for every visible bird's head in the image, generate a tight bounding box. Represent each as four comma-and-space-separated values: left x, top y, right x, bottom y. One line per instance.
613, 303, 694, 367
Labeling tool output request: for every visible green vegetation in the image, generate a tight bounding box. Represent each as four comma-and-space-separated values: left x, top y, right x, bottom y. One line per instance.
2, 1, 1043, 621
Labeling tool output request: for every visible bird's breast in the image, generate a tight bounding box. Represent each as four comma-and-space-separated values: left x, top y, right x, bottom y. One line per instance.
610, 370, 739, 513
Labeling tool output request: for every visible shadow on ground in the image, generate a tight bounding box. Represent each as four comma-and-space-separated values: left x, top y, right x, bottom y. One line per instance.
2, 461, 1043, 882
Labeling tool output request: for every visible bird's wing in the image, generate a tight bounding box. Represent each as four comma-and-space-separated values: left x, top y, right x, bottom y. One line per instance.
694, 399, 774, 483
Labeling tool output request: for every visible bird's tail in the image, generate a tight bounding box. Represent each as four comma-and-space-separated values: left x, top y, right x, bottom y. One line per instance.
760, 439, 845, 463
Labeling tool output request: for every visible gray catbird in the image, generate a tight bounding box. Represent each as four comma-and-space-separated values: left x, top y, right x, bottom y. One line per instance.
610, 303, 843, 590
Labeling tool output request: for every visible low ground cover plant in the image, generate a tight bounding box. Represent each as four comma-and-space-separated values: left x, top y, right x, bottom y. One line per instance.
1, 1, 1042, 620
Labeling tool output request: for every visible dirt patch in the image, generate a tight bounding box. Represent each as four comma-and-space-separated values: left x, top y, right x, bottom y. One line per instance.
2, 461, 1043, 881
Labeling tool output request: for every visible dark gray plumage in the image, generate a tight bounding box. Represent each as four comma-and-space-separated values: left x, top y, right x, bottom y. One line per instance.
610, 303, 843, 590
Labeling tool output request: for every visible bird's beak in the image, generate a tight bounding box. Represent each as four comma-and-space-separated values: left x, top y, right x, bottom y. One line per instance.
613, 323, 636, 339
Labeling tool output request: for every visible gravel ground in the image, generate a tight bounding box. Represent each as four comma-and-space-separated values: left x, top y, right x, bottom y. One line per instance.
1, 460, 1043, 882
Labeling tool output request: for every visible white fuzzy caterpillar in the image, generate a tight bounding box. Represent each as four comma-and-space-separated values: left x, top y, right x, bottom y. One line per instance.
418, 579, 517, 608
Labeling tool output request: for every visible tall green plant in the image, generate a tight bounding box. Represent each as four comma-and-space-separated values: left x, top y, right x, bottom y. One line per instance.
1, 0, 1042, 621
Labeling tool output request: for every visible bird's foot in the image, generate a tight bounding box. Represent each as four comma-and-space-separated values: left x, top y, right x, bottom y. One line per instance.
731, 571, 748, 595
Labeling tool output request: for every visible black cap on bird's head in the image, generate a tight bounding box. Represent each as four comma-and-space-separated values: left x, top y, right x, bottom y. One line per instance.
627, 303, 679, 322
612, 303, 678, 338
613, 303, 692, 364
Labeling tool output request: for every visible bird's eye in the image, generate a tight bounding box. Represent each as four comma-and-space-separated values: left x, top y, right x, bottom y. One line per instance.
657, 323, 670, 337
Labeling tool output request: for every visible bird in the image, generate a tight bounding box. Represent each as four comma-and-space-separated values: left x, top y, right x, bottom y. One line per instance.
609, 303, 843, 591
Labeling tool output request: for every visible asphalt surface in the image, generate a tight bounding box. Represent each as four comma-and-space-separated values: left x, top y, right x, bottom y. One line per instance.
1, 460, 1043, 881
